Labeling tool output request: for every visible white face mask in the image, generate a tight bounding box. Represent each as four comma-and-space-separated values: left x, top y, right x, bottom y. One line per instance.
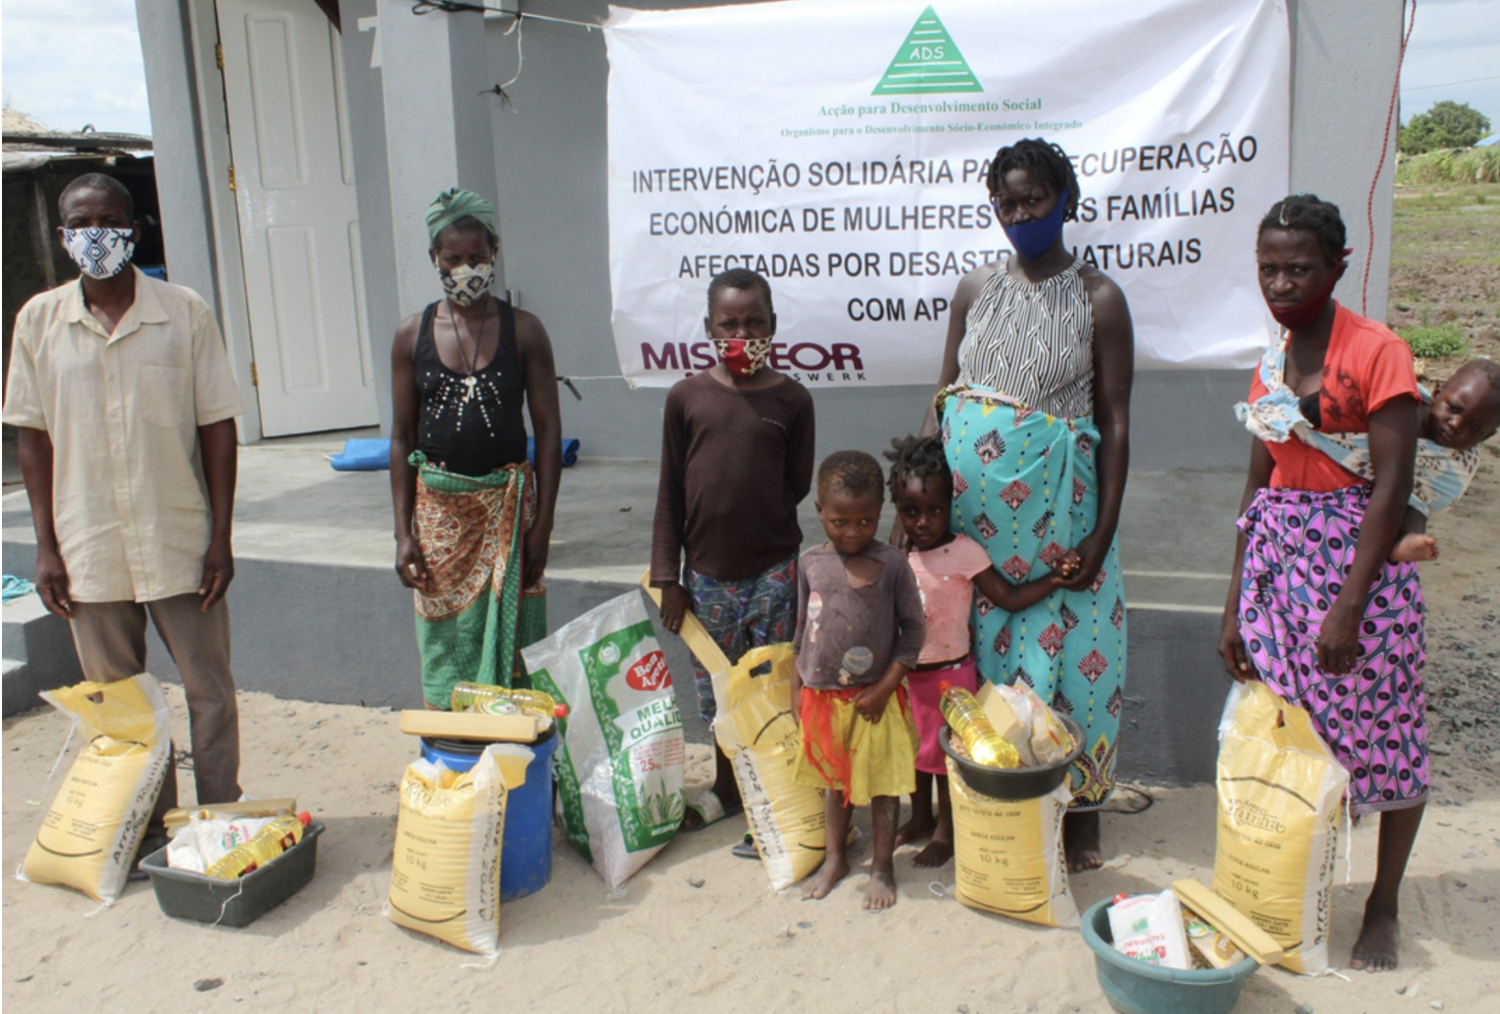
435, 259, 495, 307
62, 227, 137, 279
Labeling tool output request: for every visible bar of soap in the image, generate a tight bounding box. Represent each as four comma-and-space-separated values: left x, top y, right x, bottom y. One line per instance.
162, 797, 298, 831
397, 709, 539, 742
1172, 879, 1284, 965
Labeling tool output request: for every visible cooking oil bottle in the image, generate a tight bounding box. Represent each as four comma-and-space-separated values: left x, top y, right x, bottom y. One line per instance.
449, 682, 567, 719
204, 812, 312, 879
938, 683, 1021, 769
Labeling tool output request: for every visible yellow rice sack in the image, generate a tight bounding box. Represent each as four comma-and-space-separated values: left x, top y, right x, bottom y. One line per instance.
21, 674, 171, 904
710, 643, 829, 891
948, 759, 1078, 928
1214, 680, 1348, 975
387, 745, 530, 956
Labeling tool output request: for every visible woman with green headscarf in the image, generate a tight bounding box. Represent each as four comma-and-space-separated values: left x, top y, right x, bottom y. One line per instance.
389, 187, 562, 706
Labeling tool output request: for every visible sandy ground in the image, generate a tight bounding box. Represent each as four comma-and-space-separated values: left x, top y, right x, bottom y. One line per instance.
3, 469, 1497, 1014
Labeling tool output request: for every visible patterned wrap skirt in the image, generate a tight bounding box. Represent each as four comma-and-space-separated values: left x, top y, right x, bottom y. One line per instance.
1236, 486, 1428, 814
939, 385, 1127, 810
411, 452, 547, 708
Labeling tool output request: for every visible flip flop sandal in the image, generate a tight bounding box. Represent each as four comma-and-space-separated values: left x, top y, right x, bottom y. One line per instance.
681, 788, 743, 832
731, 832, 759, 860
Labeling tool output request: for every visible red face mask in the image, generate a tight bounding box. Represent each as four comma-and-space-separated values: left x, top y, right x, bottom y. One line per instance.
1266, 247, 1352, 330
713, 336, 772, 377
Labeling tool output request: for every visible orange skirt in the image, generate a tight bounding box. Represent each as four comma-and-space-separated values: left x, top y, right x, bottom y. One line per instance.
794, 685, 918, 806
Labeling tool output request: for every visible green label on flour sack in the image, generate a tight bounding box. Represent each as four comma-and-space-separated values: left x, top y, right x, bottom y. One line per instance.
527, 665, 592, 864
581, 626, 686, 849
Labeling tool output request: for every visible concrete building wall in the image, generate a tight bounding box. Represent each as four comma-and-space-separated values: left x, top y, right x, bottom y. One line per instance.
135, 0, 265, 441
340, 0, 402, 434
134, 1, 217, 313
139, 0, 1404, 466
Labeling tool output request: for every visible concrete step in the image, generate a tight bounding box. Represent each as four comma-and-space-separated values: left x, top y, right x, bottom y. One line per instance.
2, 590, 82, 717
4, 448, 1250, 784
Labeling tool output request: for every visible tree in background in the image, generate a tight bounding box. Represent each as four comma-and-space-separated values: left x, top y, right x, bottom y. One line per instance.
1399, 101, 1491, 155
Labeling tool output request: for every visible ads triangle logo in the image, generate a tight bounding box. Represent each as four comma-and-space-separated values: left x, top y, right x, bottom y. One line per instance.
873, 6, 984, 96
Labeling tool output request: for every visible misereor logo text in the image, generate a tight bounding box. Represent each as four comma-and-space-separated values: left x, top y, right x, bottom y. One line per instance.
873, 6, 983, 96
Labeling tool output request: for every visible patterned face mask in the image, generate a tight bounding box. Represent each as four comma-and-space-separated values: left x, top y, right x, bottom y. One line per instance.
62, 227, 136, 279
435, 259, 495, 307
712, 336, 773, 377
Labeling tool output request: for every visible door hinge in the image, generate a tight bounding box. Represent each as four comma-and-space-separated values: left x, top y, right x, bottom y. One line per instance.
215, 43, 224, 71
227, 165, 236, 191
250, 362, 259, 387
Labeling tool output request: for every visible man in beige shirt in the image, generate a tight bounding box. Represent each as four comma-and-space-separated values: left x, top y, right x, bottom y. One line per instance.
3, 173, 245, 839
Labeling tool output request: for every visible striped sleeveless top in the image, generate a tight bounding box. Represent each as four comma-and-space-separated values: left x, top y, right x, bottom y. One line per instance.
955, 257, 1095, 419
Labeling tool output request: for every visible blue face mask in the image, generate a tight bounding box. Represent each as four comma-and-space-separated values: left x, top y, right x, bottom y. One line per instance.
997, 189, 1069, 261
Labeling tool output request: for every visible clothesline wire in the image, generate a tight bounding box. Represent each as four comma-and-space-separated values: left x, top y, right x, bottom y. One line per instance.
411, 1, 602, 31
1401, 73, 1500, 93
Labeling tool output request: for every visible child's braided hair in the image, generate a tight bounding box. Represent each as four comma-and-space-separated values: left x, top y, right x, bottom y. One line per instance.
886, 434, 952, 503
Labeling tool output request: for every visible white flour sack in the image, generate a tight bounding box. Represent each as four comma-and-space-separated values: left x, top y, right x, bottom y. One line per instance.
524, 592, 685, 890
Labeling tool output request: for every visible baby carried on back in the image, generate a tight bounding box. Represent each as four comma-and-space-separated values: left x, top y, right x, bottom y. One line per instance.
1238, 355, 1500, 560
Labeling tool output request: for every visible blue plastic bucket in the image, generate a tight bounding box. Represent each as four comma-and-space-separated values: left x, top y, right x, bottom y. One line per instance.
419, 730, 559, 902
1080, 898, 1259, 1014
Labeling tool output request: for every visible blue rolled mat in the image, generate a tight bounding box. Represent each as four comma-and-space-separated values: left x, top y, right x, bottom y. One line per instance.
329, 438, 391, 471
328, 437, 580, 471
529, 437, 581, 468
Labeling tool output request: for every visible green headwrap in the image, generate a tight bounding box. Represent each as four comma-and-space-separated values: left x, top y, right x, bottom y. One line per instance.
425, 187, 498, 245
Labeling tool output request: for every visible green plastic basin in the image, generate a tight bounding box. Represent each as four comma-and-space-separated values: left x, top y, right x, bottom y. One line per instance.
1080, 898, 1259, 1014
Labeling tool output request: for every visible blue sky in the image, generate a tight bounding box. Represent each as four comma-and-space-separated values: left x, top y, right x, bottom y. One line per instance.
2, 1, 1497, 139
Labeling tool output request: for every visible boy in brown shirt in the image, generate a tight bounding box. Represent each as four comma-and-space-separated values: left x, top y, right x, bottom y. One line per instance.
651, 269, 815, 843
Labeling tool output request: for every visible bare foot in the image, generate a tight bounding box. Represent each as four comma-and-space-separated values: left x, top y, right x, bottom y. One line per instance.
1390, 534, 1437, 563
912, 837, 954, 868
802, 856, 850, 900
895, 813, 935, 848
1064, 810, 1103, 873
1350, 907, 1401, 972
863, 867, 897, 910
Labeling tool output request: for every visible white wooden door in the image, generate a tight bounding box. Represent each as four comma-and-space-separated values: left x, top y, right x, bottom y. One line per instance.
217, 0, 376, 436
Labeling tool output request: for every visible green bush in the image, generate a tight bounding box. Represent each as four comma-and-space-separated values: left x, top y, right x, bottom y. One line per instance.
1398, 323, 1470, 359
1397, 147, 1500, 185
1455, 147, 1500, 184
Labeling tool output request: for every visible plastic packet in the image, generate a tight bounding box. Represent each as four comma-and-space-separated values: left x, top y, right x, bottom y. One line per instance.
167, 816, 278, 873
1182, 905, 1246, 969
978, 683, 1074, 767
1107, 890, 1192, 970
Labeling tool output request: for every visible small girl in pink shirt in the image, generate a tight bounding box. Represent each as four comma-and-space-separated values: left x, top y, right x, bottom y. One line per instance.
888, 436, 1073, 867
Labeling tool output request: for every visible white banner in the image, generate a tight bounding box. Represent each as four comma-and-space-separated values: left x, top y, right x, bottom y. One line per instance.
606, 0, 1289, 387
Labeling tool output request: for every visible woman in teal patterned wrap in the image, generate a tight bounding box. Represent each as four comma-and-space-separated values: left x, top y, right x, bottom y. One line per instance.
922, 139, 1134, 873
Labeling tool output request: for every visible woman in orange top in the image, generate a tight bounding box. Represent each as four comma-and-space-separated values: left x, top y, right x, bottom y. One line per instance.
1219, 195, 1422, 972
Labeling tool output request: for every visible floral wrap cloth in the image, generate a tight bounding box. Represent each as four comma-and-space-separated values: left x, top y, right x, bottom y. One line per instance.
939, 385, 1126, 810
411, 452, 546, 708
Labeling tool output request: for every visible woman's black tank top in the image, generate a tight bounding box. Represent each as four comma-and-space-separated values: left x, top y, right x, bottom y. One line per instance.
414, 297, 528, 476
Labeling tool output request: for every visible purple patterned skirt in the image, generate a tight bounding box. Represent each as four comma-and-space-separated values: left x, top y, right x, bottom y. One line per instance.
1236, 486, 1428, 814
